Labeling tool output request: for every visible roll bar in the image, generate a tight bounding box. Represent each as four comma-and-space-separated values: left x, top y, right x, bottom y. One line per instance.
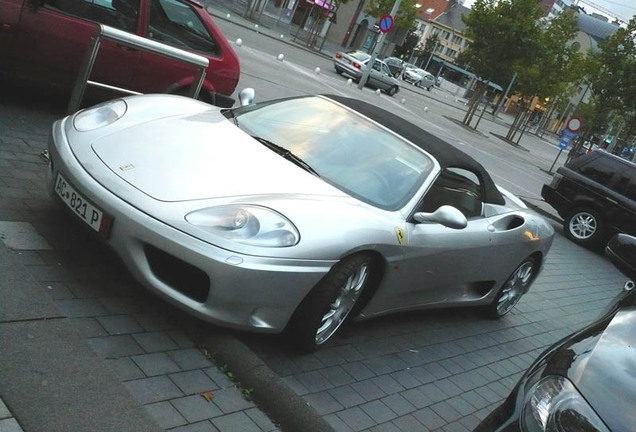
67, 24, 209, 114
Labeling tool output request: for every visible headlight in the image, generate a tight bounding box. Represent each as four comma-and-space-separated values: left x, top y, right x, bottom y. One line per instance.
521, 376, 610, 432
186, 205, 299, 247
73, 99, 127, 131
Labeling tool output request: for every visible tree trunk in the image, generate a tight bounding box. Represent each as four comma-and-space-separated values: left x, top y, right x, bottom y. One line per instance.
515, 109, 533, 144
506, 108, 524, 140
506, 99, 531, 141
537, 98, 557, 138
463, 82, 486, 127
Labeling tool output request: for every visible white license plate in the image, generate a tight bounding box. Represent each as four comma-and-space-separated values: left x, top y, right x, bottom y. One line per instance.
54, 172, 109, 234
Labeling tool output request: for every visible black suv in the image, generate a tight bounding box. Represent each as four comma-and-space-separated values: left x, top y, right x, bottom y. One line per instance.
542, 150, 636, 247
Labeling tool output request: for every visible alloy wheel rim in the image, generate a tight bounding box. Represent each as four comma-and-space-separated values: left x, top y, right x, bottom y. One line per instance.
496, 261, 534, 316
315, 263, 369, 345
570, 212, 597, 239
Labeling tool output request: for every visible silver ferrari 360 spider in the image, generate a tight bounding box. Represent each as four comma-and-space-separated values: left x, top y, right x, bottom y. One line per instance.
46, 93, 554, 351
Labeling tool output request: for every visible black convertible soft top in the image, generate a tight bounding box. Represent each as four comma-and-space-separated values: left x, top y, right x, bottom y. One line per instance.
325, 95, 505, 205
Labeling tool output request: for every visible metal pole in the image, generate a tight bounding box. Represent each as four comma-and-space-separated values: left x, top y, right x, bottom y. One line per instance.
549, 149, 563, 174
424, 44, 437, 71
357, 0, 403, 90
493, 71, 516, 118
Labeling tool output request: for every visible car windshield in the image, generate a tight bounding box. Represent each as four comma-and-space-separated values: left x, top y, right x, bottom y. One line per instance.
231, 96, 434, 210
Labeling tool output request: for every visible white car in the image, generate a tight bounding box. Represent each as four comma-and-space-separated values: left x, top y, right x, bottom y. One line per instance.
403, 67, 435, 90
46, 92, 554, 351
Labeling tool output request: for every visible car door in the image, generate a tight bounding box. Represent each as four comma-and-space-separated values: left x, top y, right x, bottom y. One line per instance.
133, 0, 223, 94
9, 0, 142, 90
368, 60, 390, 90
0, 0, 23, 64
608, 165, 636, 236
379, 167, 497, 311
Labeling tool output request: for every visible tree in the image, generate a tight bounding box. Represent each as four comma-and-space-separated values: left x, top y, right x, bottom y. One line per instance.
587, 17, 636, 141
505, 9, 582, 143
393, 27, 420, 60
364, 0, 419, 29
460, 0, 544, 127
420, 34, 440, 69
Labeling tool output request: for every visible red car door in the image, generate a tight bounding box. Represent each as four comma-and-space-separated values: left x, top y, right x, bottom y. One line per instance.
133, 0, 239, 98
5, 0, 142, 91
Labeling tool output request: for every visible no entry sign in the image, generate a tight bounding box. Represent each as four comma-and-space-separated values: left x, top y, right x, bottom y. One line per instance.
566, 117, 582, 133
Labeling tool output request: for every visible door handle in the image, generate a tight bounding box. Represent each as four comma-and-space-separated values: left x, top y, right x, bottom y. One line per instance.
117, 44, 137, 52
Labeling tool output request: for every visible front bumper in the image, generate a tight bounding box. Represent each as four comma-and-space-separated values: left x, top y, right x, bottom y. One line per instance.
46, 119, 335, 333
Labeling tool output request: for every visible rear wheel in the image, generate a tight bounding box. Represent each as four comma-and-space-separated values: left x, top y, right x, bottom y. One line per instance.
387, 86, 398, 96
335, 66, 343, 75
484, 257, 537, 318
286, 253, 377, 352
564, 207, 605, 247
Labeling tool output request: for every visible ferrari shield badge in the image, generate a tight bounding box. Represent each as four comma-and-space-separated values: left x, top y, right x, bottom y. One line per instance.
395, 228, 405, 245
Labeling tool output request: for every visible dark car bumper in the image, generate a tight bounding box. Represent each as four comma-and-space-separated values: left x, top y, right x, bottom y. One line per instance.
541, 184, 571, 217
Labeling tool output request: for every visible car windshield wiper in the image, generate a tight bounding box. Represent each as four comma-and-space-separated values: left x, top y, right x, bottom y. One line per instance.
252, 136, 320, 177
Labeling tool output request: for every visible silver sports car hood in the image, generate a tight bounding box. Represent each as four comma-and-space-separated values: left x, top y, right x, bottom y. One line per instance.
90, 111, 342, 202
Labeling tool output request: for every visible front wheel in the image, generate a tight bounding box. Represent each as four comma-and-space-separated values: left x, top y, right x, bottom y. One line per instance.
484, 257, 537, 318
564, 207, 605, 247
387, 86, 398, 96
286, 253, 377, 352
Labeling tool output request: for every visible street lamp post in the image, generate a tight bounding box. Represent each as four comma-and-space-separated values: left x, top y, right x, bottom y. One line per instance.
357, 0, 403, 90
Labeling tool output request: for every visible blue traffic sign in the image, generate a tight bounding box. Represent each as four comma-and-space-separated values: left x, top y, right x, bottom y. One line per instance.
559, 129, 577, 149
378, 14, 394, 34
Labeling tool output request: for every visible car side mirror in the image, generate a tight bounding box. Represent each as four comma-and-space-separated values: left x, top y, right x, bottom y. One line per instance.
413, 205, 468, 229
606, 234, 636, 281
238, 88, 255, 107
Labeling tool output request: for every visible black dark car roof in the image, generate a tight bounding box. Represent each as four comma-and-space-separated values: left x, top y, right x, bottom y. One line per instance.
325, 95, 505, 205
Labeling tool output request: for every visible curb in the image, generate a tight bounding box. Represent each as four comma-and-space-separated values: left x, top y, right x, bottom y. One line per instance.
199, 329, 335, 432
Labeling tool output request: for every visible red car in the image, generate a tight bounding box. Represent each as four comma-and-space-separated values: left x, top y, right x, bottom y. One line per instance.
0, 0, 240, 106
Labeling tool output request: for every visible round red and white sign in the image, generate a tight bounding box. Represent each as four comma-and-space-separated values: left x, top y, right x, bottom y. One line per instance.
566, 117, 582, 133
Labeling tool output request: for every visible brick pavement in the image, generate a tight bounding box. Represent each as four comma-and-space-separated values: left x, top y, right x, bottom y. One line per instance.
240, 232, 627, 431
0, 89, 280, 431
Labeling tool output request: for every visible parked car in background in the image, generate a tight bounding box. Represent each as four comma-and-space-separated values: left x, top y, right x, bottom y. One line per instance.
0, 0, 240, 106
473, 232, 636, 432
46, 92, 553, 352
333, 51, 400, 96
402, 67, 435, 90
542, 149, 636, 248
383, 56, 404, 76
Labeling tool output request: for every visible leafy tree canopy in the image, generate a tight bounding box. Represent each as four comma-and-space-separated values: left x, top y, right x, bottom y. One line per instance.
461, 0, 544, 84
365, 0, 419, 29
513, 9, 582, 103
393, 27, 421, 59
587, 17, 636, 139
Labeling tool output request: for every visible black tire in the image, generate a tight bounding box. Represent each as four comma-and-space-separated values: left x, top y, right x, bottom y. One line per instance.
335, 66, 343, 75
286, 253, 378, 352
387, 86, 398, 97
563, 207, 605, 247
484, 256, 537, 318
427, 85, 432, 91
